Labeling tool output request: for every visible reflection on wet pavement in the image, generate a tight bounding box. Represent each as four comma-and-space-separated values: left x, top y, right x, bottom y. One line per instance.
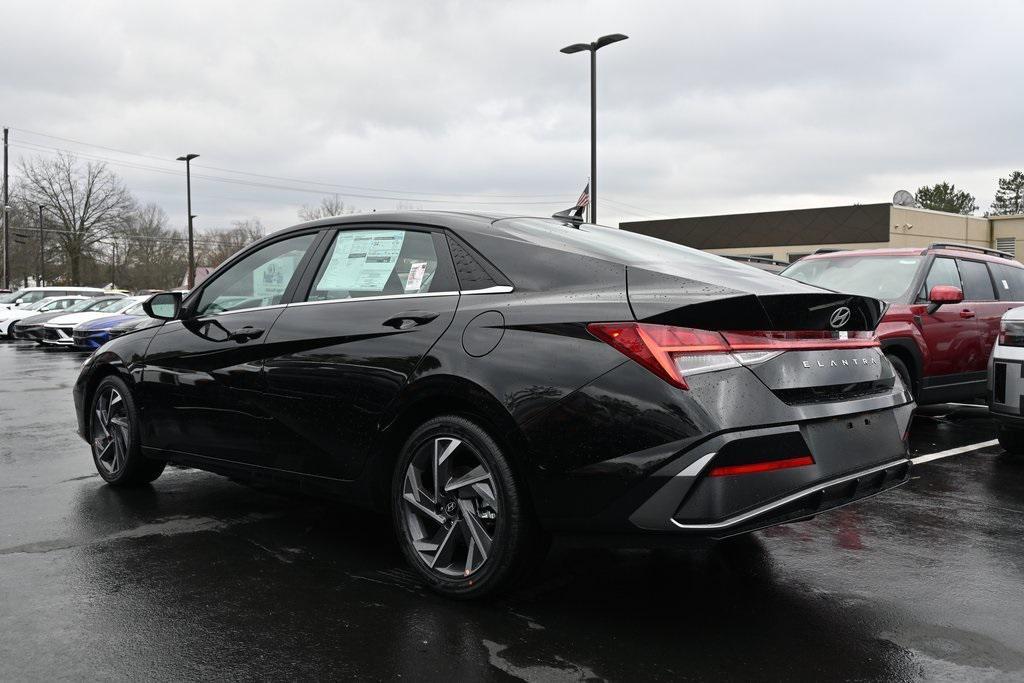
1, 344, 1022, 680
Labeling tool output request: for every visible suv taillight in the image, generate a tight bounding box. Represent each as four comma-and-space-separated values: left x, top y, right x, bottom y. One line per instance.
587, 322, 878, 390
1000, 320, 1024, 347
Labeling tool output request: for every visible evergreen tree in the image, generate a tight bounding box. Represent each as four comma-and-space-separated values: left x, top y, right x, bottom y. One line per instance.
990, 171, 1024, 215
915, 182, 978, 215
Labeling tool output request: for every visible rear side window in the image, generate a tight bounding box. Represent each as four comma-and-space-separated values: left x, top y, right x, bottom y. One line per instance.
957, 260, 995, 301
988, 263, 1024, 301
307, 229, 451, 301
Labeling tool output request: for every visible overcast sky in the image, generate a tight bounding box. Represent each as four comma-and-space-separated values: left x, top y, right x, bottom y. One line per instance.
2, 0, 1022, 233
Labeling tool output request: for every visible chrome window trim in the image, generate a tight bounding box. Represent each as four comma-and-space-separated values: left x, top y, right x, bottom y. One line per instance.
159, 285, 514, 320
288, 291, 460, 308
460, 285, 514, 295
670, 458, 909, 530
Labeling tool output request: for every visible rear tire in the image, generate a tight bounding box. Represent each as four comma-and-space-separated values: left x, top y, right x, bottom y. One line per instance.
887, 354, 914, 398
391, 415, 547, 599
89, 375, 165, 486
998, 426, 1024, 459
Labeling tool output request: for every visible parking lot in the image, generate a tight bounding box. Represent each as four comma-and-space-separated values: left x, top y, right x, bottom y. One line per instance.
1, 341, 1022, 681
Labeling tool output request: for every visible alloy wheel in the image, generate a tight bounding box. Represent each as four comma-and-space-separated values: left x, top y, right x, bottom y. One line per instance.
93, 387, 130, 477
400, 436, 499, 578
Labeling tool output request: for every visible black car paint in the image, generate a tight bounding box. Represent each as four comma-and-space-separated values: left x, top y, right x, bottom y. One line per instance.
75, 211, 912, 536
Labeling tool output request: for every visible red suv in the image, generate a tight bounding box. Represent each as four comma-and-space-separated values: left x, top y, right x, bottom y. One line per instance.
782, 243, 1024, 404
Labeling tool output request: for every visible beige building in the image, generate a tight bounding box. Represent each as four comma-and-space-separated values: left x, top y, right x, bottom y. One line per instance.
621, 202, 1024, 263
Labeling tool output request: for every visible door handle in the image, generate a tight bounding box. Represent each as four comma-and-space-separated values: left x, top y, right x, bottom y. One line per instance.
383, 311, 440, 329
227, 325, 265, 342
959, 309, 976, 319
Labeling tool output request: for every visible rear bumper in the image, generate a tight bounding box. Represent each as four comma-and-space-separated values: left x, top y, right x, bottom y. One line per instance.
666, 459, 910, 537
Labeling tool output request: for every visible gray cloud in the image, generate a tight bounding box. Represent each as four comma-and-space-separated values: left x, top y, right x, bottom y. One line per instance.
1, 0, 1020, 232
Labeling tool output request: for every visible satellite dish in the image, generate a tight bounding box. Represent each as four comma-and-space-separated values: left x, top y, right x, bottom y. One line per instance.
893, 190, 917, 208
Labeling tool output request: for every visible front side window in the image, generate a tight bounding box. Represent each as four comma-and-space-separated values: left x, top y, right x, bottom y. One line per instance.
921, 257, 962, 298
195, 233, 315, 316
957, 260, 995, 301
307, 229, 444, 301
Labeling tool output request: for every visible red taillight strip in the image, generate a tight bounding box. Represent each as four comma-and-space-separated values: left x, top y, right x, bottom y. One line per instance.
721, 330, 879, 351
708, 455, 814, 477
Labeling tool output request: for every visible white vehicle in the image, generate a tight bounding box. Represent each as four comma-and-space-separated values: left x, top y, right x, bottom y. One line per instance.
39, 296, 146, 346
0, 296, 89, 337
988, 306, 1024, 457
0, 286, 109, 310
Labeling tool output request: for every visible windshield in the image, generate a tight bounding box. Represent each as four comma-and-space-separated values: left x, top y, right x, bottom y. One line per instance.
23, 299, 52, 311
123, 302, 146, 315
66, 298, 103, 312
86, 297, 131, 313
782, 256, 922, 301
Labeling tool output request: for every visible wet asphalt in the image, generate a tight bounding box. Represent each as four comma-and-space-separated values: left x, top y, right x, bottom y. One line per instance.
1, 342, 1023, 682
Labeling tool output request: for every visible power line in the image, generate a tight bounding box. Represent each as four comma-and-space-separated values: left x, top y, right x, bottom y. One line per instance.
11, 127, 570, 200
10, 140, 570, 207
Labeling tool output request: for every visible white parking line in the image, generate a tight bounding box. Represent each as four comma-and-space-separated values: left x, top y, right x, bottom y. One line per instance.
911, 440, 999, 465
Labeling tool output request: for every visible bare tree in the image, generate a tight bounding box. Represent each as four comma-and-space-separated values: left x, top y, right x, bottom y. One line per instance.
111, 203, 188, 289
197, 218, 266, 269
17, 153, 135, 283
298, 194, 354, 221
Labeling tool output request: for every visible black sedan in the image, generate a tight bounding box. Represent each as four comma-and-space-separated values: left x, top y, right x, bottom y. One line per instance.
74, 211, 913, 598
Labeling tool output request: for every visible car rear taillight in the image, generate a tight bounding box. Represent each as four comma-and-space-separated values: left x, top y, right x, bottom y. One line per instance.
999, 320, 1024, 347
587, 322, 879, 390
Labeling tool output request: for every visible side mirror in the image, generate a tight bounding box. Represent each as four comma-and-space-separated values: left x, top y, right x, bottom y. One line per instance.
143, 291, 182, 321
927, 285, 963, 313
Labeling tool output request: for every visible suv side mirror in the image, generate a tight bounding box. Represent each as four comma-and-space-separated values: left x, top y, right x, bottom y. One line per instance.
927, 285, 963, 313
143, 291, 183, 320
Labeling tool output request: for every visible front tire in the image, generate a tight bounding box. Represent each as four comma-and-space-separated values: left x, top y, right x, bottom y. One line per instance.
89, 375, 165, 486
391, 415, 546, 599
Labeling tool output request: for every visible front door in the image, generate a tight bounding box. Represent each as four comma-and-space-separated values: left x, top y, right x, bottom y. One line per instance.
258, 227, 460, 480
138, 231, 321, 463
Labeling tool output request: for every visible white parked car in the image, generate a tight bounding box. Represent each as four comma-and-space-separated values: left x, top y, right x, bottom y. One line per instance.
39, 296, 146, 346
0, 296, 89, 337
0, 286, 109, 310
988, 305, 1024, 457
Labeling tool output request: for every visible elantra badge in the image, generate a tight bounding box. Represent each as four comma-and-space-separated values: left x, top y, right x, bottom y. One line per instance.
803, 356, 880, 368
829, 307, 852, 329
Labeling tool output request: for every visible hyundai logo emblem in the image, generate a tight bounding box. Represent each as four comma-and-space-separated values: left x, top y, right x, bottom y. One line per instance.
829, 307, 852, 329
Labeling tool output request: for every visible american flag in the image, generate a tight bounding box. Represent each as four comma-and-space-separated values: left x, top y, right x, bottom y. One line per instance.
575, 182, 590, 208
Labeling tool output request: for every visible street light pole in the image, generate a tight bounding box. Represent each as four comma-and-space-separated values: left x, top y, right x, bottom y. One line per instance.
560, 34, 628, 225
3, 127, 9, 289
38, 205, 44, 286
176, 153, 199, 288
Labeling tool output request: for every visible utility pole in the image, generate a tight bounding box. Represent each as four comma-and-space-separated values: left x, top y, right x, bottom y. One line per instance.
3, 127, 9, 289
38, 205, 44, 286
176, 153, 199, 288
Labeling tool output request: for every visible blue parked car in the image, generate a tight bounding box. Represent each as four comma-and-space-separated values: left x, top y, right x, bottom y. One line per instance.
71, 300, 155, 349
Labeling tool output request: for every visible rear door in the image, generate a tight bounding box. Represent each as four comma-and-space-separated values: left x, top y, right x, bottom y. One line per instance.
139, 230, 323, 463
956, 258, 1003, 367
258, 226, 460, 481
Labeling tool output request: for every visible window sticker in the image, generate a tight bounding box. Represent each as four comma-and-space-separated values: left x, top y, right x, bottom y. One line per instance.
1002, 279, 1010, 290
253, 255, 299, 299
405, 261, 427, 292
319, 231, 406, 291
